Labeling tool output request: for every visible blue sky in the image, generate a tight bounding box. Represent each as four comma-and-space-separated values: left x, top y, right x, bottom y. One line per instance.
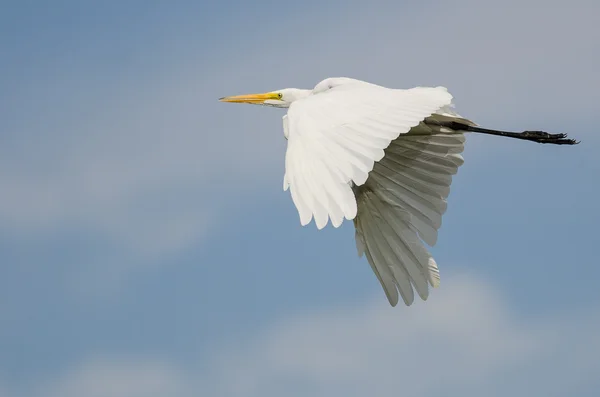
1, 1, 599, 396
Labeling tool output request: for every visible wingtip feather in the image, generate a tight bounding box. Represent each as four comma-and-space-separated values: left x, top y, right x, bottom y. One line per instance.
428, 257, 441, 288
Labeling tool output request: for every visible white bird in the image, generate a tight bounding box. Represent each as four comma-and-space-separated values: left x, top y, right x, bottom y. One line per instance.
220, 77, 578, 307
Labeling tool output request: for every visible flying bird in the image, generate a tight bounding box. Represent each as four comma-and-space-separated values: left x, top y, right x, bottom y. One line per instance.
219, 77, 578, 307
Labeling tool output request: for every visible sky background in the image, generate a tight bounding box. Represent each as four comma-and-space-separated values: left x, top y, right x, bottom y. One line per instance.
1, 0, 599, 396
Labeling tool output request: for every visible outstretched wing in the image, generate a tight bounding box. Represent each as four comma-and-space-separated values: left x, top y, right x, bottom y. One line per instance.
283, 82, 454, 229
353, 128, 466, 306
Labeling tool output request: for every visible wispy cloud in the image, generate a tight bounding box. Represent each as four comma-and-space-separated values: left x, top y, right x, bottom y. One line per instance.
200, 274, 600, 397
9, 274, 599, 397
42, 358, 190, 397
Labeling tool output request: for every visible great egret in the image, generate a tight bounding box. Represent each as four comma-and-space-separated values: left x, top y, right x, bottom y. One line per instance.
220, 77, 578, 307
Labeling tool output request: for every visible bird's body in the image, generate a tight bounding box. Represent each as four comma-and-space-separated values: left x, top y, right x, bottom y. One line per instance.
220, 77, 577, 307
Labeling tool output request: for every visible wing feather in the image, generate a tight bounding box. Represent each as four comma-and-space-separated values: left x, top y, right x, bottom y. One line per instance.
284, 83, 453, 229
356, 207, 405, 306
354, 130, 466, 305
366, 196, 430, 299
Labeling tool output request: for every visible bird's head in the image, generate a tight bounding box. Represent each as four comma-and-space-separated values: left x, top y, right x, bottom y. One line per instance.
219, 88, 310, 108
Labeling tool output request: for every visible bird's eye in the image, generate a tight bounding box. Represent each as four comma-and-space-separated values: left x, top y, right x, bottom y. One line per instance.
278, 93, 283, 99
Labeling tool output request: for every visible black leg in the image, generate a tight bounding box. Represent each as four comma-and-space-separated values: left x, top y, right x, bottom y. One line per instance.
465, 126, 579, 145
436, 121, 580, 145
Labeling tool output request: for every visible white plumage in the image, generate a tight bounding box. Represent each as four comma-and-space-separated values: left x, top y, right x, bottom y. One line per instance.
220, 77, 576, 307
282, 80, 463, 306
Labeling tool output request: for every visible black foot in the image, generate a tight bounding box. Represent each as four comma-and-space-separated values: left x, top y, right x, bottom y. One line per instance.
521, 131, 580, 145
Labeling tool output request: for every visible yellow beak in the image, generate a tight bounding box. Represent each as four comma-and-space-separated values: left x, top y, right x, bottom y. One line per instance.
219, 92, 279, 104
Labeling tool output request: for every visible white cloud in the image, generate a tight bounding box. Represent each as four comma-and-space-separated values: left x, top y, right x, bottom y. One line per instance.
198, 274, 600, 397
11, 274, 599, 397
41, 357, 191, 397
